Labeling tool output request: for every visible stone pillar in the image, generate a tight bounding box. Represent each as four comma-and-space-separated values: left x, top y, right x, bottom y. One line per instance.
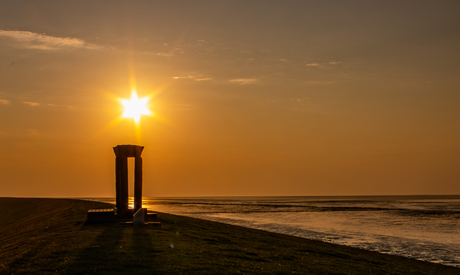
119, 155, 129, 214
134, 156, 143, 212
114, 147, 123, 214
115, 151, 120, 212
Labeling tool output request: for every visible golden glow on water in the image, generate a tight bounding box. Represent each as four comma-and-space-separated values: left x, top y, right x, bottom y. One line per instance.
128, 197, 148, 209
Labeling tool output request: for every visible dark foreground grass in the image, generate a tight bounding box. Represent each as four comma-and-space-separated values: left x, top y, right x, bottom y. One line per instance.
0, 198, 458, 274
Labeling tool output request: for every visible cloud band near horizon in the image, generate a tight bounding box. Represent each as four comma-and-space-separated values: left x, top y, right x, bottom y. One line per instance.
0, 30, 97, 50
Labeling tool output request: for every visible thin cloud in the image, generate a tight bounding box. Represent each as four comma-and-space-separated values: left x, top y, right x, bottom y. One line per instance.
303, 80, 333, 85
23, 101, 40, 106
0, 30, 99, 50
329, 61, 342, 65
306, 62, 320, 67
172, 75, 212, 81
230, 78, 257, 85
0, 99, 10, 105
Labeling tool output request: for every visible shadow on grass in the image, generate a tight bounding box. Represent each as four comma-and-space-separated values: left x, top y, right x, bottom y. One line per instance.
124, 226, 163, 270
63, 225, 125, 274
62, 224, 165, 274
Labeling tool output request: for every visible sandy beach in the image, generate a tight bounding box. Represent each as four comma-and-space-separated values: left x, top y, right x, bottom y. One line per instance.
0, 198, 458, 274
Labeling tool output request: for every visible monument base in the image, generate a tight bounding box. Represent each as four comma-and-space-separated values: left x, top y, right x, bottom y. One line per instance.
86, 209, 117, 224
116, 208, 135, 219
86, 208, 160, 226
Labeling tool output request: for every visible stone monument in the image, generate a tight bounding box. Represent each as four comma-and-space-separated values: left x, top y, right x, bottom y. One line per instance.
113, 144, 144, 217
87, 144, 158, 225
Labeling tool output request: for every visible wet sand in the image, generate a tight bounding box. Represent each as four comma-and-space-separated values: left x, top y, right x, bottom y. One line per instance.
0, 197, 458, 274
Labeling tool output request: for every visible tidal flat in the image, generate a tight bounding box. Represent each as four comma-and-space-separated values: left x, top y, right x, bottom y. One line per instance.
0, 198, 458, 274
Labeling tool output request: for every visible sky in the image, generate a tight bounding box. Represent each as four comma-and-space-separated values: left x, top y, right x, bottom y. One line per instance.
1, 0, 459, 197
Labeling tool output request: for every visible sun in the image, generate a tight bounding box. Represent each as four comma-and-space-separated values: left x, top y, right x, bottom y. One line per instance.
120, 90, 151, 123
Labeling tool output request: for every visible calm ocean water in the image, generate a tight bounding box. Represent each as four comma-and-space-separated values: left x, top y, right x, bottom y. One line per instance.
92, 195, 460, 267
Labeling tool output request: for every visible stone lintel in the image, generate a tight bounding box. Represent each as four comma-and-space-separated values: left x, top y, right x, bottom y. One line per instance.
113, 144, 144, 158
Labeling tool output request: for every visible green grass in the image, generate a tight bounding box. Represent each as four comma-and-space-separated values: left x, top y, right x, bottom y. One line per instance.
0, 198, 458, 274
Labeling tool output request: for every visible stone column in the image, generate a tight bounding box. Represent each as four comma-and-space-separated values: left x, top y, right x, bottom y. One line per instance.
115, 151, 120, 212
134, 156, 143, 212
114, 146, 129, 216
119, 155, 129, 214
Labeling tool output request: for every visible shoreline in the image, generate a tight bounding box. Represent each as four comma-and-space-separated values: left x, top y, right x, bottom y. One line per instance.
90, 195, 460, 267
0, 197, 458, 274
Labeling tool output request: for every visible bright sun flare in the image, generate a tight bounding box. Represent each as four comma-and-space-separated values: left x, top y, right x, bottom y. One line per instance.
120, 91, 151, 123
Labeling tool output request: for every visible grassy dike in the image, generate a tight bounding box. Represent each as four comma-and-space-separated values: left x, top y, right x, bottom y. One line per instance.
0, 198, 458, 274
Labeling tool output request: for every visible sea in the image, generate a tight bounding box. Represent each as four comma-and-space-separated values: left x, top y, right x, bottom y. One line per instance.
91, 195, 460, 268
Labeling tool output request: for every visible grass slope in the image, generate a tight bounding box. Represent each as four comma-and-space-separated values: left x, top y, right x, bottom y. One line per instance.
0, 198, 458, 274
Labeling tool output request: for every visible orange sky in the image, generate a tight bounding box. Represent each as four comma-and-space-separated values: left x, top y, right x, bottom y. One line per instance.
1, 1, 459, 197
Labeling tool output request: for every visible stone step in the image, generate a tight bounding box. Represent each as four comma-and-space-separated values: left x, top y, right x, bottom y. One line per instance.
86, 209, 116, 224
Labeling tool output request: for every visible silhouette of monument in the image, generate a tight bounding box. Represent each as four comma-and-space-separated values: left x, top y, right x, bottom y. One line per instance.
114, 144, 144, 217
87, 144, 158, 225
